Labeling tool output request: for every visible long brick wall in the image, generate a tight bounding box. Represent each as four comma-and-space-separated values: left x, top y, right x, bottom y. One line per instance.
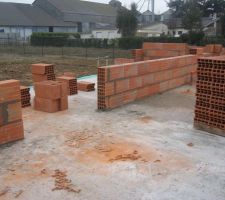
143, 43, 189, 60
98, 55, 197, 110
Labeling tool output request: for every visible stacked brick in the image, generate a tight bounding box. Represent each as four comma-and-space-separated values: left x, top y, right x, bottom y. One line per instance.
98, 55, 197, 110
194, 56, 225, 136
0, 80, 24, 145
32, 63, 56, 83
20, 86, 31, 108
56, 76, 78, 95
34, 81, 68, 113
78, 81, 95, 92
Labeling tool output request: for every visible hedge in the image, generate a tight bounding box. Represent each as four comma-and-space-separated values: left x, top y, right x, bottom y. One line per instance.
30, 32, 81, 46
30, 32, 225, 49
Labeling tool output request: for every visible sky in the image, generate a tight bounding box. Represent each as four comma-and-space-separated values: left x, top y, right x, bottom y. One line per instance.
0, 0, 169, 13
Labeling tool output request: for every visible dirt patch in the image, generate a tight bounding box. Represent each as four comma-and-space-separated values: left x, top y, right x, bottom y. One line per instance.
65, 131, 95, 148
187, 143, 194, 147
0, 187, 10, 197
52, 170, 81, 194
137, 116, 152, 124
65, 131, 160, 164
65, 131, 192, 174
14, 190, 23, 198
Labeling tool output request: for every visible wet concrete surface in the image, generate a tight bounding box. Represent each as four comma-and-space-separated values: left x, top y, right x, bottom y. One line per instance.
0, 79, 225, 200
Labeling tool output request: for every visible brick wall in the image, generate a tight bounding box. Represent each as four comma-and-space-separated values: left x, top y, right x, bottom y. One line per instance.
98, 55, 197, 110
143, 43, 189, 60
132, 43, 225, 62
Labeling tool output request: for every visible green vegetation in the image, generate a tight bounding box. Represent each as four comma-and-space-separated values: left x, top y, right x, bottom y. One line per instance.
116, 3, 138, 37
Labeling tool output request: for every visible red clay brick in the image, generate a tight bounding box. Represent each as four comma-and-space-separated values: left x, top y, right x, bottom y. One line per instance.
123, 90, 137, 103
60, 97, 68, 111
32, 74, 48, 82
109, 66, 125, 81
104, 82, 115, 96
115, 79, 129, 93
0, 80, 21, 102
7, 101, 23, 123
129, 77, 142, 89
35, 81, 62, 99
108, 94, 124, 108
0, 121, 24, 145
31, 63, 54, 75
34, 97, 59, 113
124, 64, 138, 77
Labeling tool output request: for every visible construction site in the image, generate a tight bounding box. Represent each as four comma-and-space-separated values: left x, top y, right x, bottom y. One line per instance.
0, 42, 225, 200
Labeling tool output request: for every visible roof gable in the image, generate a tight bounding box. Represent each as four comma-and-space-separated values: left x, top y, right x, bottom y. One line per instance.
45, 0, 117, 17
0, 2, 75, 27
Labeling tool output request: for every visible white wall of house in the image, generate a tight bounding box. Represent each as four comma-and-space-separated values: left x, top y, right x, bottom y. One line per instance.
0, 26, 79, 40
0, 26, 33, 40
80, 33, 93, 39
92, 29, 121, 39
169, 28, 188, 37
137, 23, 169, 37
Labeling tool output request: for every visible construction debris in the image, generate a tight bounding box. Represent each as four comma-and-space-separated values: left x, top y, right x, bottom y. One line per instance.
109, 151, 142, 162
52, 170, 81, 193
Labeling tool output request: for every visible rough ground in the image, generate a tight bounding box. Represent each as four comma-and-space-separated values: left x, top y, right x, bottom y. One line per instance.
0, 81, 225, 200
0, 47, 130, 85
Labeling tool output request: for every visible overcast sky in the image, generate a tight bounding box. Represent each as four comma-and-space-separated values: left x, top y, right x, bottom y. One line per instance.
0, 0, 168, 13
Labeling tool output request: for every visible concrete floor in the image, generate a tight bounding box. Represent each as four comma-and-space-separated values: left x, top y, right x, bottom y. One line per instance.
0, 77, 225, 200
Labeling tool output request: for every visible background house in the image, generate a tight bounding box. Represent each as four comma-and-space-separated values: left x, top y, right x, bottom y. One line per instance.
0, 0, 119, 40
137, 22, 168, 37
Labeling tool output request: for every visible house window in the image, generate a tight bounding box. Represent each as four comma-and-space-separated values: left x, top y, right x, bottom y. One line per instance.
178, 31, 183, 35
49, 27, 53, 32
77, 22, 82, 33
0, 29, 4, 32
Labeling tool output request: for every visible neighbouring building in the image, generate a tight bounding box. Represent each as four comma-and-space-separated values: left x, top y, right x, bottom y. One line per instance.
137, 22, 168, 37
0, 0, 119, 40
160, 9, 221, 37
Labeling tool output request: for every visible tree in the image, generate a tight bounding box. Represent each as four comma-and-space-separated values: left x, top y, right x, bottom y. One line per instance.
116, 3, 138, 37
201, 0, 225, 16
169, 0, 225, 17
221, 13, 225, 37
181, 0, 203, 31
167, 0, 185, 17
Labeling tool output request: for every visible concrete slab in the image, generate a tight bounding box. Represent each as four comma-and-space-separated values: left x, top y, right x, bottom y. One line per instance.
0, 78, 225, 200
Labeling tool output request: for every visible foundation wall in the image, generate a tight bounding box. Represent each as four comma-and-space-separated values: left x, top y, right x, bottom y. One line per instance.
98, 55, 198, 110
